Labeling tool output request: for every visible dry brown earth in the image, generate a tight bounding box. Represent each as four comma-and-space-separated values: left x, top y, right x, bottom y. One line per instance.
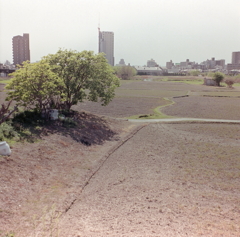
56, 123, 240, 237
0, 79, 240, 236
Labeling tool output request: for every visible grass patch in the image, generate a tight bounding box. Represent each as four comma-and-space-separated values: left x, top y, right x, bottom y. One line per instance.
221, 82, 240, 88
0, 78, 12, 85
127, 98, 175, 119
169, 80, 203, 85
159, 76, 204, 85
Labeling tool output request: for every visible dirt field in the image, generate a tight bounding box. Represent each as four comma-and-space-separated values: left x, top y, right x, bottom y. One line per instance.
73, 80, 240, 120
58, 123, 240, 237
0, 79, 240, 236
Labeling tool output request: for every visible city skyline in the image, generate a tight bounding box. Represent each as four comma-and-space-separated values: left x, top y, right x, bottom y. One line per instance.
0, 0, 240, 66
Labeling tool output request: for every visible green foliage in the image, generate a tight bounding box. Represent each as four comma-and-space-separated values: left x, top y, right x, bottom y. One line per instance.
62, 117, 77, 128
5, 50, 120, 113
114, 66, 137, 80
45, 49, 120, 111
189, 70, 201, 76
0, 232, 15, 237
6, 60, 64, 112
0, 122, 19, 141
212, 72, 225, 86
0, 79, 12, 85
0, 100, 17, 125
128, 98, 174, 120
207, 72, 215, 77
12, 110, 44, 125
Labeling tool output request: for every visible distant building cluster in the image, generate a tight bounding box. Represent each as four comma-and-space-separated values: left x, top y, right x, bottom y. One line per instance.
1, 30, 240, 77
165, 52, 240, 75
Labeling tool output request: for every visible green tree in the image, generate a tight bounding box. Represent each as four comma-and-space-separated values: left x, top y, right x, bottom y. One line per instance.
45, 49, 120, 111
189, 70, 201, 76
6, 60, 64, 112
114, 66, 137, 80
212, 72, 225, 86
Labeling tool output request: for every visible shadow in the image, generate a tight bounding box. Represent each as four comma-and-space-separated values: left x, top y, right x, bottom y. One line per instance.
14, 111, 117, 146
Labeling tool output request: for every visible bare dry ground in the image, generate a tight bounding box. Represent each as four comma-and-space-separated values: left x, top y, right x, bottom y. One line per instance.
73, 80, 240, 119
1, 78, 240, 236
0, 114, 137, 236
58, 123, 240, 237
162, 96, 240, 120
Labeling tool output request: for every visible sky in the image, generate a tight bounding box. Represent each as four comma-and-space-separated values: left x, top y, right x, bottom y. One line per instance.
0, 0, 240, 66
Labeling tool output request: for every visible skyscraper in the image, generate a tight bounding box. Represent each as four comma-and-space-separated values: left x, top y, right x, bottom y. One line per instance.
98, 28, 114, 66
12, 33, 30, 65
232, 51, 240, 64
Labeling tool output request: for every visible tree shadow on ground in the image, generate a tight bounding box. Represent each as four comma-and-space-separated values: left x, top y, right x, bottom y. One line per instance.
13, 111, 118, 146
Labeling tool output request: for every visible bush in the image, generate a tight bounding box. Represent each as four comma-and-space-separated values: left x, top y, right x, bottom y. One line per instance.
62, 117, 77, 128
212, 72, 225, 86
0, 122, 19, 141
224, 78, 235, 88
12, 110, 44, 125
0, 101, 18, 125
189, 70, 201, 76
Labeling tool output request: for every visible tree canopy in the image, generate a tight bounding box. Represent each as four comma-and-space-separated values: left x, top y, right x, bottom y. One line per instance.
6, 50, 120, 112
45, 49, 120, 110
212, 72, 225, 87
6, 60, 63, 112
114, 65, 137, 80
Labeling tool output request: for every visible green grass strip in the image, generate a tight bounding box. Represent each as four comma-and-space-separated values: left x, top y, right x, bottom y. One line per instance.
0, 79, 12, 85
127, 97, 175, 119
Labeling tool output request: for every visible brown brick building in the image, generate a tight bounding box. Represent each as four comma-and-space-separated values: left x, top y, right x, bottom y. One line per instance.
12, 33, 30, 65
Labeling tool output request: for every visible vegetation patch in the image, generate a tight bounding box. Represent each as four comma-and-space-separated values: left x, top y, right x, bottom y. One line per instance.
127, 98, 175, 119
0, 77, 12, 85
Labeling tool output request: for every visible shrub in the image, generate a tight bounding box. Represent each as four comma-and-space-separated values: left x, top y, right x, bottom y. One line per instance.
12, 110, 44, 125
189, 70, 201, 76
0, 101, 18, 125
62, 117, 77, 128
224, 78, 235, 88
0, 122, 19, 141
6, 60, 63, 113
212, 72, 225, 86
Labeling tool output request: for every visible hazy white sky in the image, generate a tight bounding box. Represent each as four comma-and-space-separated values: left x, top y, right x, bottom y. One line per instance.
0, 0, 240, 66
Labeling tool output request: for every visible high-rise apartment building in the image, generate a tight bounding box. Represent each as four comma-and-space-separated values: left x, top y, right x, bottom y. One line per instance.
12, 33, 30, 65
98, 28, 114, 66
232, 51, 240, 64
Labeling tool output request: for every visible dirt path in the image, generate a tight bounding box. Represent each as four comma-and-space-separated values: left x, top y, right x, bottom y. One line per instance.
129, 118, 240, 123
50, 123, 239, 237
